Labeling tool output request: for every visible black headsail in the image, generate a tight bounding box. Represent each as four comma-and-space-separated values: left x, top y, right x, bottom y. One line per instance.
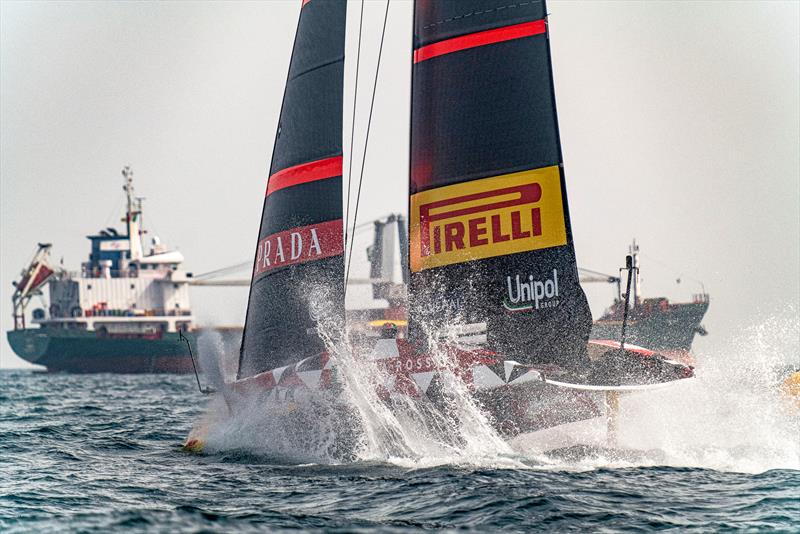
238, 0, 347, 379
408, 0, 592, 368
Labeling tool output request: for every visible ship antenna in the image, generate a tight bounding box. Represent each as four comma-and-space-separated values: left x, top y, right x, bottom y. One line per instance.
122, 166, 134, 236
135, 196, 145, 231
629, 238, 640, 306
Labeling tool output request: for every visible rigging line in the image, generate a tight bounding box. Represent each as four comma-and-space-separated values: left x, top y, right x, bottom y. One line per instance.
193, 261, 251, 280
102, 192, 125, 229
344, 0, 365, 247
578, 267, 619, 280
345, 0, 390, 295
639, 252, 704, 285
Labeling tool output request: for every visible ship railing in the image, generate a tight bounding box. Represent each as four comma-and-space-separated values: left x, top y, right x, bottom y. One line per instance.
46, 307, 193, 319
56, 269, 133, 279
51, 270, 81, 280
79, 267, 178, 279
83, 308, 193, 318
80, 268, 142, 279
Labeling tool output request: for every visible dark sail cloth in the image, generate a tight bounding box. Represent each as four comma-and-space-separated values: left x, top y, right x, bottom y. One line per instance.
238, 0, 347, 378
409, 0, 592, 368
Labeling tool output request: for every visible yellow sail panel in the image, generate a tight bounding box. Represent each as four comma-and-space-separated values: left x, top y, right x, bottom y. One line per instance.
410, 165, 567, 272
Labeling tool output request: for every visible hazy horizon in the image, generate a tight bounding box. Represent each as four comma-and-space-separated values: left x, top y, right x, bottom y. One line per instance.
2, 0, 798, 369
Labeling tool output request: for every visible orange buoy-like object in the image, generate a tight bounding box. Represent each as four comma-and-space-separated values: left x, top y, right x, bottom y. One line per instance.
781, 371, 800, 411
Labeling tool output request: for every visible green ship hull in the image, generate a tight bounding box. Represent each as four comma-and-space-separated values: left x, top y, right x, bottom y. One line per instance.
7, 327, 241, 374
590, 300, 709, 355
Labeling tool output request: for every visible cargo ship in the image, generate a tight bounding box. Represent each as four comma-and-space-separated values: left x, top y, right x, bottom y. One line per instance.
7, 167, 240, 373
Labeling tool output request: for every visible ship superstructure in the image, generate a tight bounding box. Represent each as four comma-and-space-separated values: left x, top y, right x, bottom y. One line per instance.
42, 167, 194, 336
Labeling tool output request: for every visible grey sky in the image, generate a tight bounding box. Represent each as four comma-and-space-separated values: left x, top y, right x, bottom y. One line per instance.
1, 0, 798, 368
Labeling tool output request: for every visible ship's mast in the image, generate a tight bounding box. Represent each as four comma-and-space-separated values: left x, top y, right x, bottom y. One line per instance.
122, 166, 134, 239
629, 239, 641, 307
122, 166, 144, 261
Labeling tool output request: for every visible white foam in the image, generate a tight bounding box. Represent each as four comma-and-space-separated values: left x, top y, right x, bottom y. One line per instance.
193, 299, 800, 474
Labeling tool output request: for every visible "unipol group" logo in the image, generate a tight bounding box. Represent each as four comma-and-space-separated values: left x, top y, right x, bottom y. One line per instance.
504, 269, 560, 312
410, 166, 567, 272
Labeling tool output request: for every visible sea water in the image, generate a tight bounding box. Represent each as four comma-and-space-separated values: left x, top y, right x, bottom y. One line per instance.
1, 311, 798, 532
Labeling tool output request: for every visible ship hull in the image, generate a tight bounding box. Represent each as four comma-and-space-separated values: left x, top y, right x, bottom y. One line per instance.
590, 301, 709, 356
6, 327, 241, 374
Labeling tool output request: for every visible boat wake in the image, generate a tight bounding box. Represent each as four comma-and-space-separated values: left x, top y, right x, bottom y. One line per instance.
192, 305, 799, 474
593, 306, 800, 474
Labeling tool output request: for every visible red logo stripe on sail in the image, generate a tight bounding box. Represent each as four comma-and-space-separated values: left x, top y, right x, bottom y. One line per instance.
266, 156, 342, 197
253, 219, 343, 277
413, 19, 546, 63
301, 0, 311, 7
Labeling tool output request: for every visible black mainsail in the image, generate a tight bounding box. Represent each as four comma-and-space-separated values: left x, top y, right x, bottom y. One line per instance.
408, 0, 592, 368
238, 0, 347, 379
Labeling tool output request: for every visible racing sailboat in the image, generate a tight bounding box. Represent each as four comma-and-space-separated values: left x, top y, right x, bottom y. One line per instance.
186, 0, 692, 454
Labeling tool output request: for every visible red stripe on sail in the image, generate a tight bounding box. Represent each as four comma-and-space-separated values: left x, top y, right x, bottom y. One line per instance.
413, 19, 546, 63
301, 0, 311, 7
253, 218, 343, 277
266, 156, 342, 196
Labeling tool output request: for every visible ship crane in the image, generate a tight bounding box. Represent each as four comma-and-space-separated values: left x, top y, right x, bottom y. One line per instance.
11, 244, 56, 330
578, 267, 623, 301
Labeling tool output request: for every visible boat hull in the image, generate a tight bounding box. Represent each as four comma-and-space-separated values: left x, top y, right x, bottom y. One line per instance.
185, 339, 693, 455
6, 327, 241, 374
